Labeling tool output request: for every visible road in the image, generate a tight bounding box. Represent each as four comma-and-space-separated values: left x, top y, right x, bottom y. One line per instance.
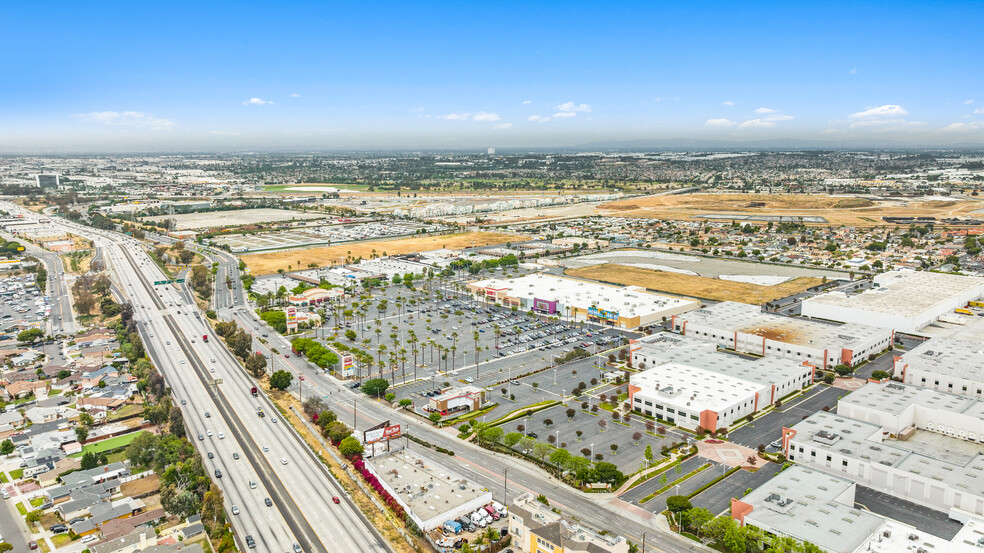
205, 245, 714, 553
4, 203, 394, 553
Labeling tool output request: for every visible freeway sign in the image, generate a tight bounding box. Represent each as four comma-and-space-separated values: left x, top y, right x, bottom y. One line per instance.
153, 278, 186, 285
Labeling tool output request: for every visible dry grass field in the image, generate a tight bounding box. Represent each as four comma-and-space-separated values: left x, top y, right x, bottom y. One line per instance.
242, 231, 524, 274
597, 193, 984, 226
566, 264, 823, 304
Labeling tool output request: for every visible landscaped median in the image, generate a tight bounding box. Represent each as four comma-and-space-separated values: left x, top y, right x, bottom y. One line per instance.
488, 400, 560, 427
640, 462, 712, 504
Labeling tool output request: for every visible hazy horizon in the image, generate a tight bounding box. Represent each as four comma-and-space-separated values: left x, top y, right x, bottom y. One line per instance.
3, 1, 983, 152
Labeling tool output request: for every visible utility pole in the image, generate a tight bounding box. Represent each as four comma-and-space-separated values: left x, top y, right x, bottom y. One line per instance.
354, 398, 358, 430
503, 468, 508, 505
642, 532, 646, 553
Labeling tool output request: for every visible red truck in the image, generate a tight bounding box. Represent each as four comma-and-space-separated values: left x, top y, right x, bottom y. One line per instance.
202, 334, 209, 343
250, 387, 258, 397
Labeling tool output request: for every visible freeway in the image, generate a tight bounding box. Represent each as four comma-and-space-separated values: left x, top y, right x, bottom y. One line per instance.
207, 246, 711, 553
107, 236, 391, 553
2, 203, 395, 553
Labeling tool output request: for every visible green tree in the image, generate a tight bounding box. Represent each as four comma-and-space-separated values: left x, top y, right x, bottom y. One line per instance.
0, 439, 14, 455
79, 412, 95, 428
428, 412, 442, 424
80, 451, 98, 469
361, 378, 389, 398
269, 370, 293, 390
685, 507, 714, 537
245, 353, 268, 377
345, 329, 357, 341
503, 432, 523, 447
26, 509, 42, 523
666, 495, 692, 513
478, 426, 504, 445
338, 436, 365, 457
75, 426, 89, 444
16, 328, 44, 343
722, 522, 746, 553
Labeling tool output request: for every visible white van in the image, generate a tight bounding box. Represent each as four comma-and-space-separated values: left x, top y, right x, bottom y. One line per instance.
490, 501, 507, 516
475, 508, 492, 526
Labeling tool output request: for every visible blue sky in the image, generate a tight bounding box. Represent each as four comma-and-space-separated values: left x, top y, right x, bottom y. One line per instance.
3, 1, 983, 150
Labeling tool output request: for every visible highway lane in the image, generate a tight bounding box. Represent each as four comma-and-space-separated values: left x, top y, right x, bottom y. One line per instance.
109, 237, 391, 553
104, 242, 299, 552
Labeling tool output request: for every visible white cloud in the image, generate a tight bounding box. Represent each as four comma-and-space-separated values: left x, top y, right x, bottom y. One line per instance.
704, 118, 736, 127
551, 111, 577, 118
73, 111, 175, 130
243, 97, 273, 106
290, 93, 301, 98
472, 111, 501, 122
441, 113, 471, 120
849, 104, 908, 119
209, 130, 240, 136
943, 122, 983, 132
738, 119, 775, 128
654, 97, 662, 102
522, 100, 531, 105
528, 115, 544, 122
755, 107, 778, 114
554, 102, 591, 113
964, 99, 974, 105
849, 68, 857, 75
722, 100, 734, 106
764, 114, 794, 122
974, 108, 984, 115
493, 123, 513, 130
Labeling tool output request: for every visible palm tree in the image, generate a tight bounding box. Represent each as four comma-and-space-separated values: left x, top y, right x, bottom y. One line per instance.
481, 526, 501, 552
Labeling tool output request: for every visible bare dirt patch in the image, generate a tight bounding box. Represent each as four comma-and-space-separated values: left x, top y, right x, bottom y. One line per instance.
566, 264, 822, 304
121, 473, 160, 497
597, 193, 984, 226
242, 231, 524, 275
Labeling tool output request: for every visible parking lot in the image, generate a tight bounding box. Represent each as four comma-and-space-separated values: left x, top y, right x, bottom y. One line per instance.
332, 280, 628, 403
0, 275, 48, 335
728, 385, 847, 450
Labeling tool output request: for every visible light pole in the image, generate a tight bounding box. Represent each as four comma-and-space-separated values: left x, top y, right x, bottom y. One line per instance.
524, 418, 528, 436
553, 369, 557, 385
590, 443, 594, 458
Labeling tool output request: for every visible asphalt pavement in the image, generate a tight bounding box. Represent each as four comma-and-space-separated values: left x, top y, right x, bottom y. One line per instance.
728, 385, 846, 450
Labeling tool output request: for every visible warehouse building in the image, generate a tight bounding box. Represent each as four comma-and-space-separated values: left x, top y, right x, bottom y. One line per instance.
893, 337, 984, 398
671, 301, 892, 369
838, 381, 984, 443
467, 273, 700, 330
732, 465, 984, 553
628, 334, 814, 431
801, 270, 984, 333
366, 449, 492, 531
731, 466, 885, 553
782, 408, 984, 517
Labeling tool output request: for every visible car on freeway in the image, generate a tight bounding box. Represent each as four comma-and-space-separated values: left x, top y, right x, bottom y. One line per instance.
206, 429, 213, 436
265, 497, 273, 507
232, 452, 239, 460
207, 452, 214, 459
332, 496, 340, 504
231, 505, 239, 515
293, 544, 302, 553
214, 469, 222, 478
205, 412, 211, 418
280, 458, 288, 465
198, 433, 204, 441
244, 535, 256, 549
249, 480, 256, 489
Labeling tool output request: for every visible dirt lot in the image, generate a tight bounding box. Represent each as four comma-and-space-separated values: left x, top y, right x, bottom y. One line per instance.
597, 193, 984, 226
121, 473, 160, 497
566, 264, 822, 304
242, 231, 524, 274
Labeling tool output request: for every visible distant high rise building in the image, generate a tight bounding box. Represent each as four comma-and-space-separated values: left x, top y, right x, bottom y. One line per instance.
36, 174, 60, 189
487, 147, 495, 155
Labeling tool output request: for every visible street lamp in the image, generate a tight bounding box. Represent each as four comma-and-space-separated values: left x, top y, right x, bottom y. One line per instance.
524, 418, 528, 436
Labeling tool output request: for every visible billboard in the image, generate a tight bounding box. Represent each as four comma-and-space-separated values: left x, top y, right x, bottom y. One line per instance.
364, 420, 402, 444
588, 306, 619, 321
340, 354, 355, 377
285, 306, 298, 332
